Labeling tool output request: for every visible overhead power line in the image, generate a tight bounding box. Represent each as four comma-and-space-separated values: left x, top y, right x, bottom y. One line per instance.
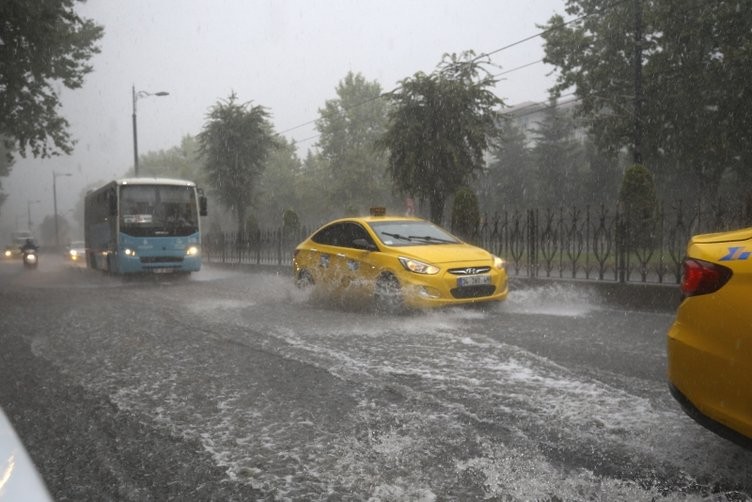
279, 0, 632, 146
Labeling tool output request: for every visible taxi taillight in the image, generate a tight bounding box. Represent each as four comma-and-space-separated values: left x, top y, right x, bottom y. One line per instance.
681, 258, 732, 297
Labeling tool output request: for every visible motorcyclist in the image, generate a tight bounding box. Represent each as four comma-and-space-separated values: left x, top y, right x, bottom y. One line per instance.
20, 238, 38, 254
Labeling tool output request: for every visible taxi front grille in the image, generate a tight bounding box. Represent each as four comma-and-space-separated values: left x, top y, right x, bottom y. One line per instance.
450, 285, 496, 299
448, 266, 491, 275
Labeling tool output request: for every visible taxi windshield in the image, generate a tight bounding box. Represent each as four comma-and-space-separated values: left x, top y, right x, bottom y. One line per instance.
368, 220, 459, 247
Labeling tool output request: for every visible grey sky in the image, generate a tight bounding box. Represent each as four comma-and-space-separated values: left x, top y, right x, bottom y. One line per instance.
1, 0, 564, 235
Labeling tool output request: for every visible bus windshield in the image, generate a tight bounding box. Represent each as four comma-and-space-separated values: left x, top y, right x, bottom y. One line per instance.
120, 185, 198, 237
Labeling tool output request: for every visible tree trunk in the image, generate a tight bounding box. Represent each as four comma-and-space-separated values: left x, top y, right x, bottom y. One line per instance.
429, 192, 445, 225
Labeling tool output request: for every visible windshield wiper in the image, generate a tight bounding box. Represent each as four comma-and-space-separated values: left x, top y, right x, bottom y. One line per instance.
407, 235, 455, 243
381, 232, 413, 241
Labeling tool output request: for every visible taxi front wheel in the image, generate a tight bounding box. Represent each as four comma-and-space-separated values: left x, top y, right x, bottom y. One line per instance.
374, 274, 403, 314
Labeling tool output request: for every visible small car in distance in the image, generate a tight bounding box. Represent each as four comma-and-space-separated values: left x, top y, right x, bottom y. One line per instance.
292, 209, 508, 311
65, 240, 86, 263
3, 244, 20, 259
667, 226, 752, 449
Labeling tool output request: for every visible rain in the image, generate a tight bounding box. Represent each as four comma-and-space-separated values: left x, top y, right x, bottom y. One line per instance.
2, 1, 752, 500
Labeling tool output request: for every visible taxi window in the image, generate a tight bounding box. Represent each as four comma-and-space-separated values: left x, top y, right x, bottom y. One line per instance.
312, 223, 346, 246
312, 222, 374, 249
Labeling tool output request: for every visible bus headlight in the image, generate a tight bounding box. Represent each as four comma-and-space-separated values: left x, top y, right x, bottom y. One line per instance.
186, 245, 200, 257
123, 248, 137, 257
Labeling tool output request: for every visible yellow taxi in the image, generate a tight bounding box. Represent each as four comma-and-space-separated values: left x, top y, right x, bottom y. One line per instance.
292, 209, 508, 311
667, 227, 752, 449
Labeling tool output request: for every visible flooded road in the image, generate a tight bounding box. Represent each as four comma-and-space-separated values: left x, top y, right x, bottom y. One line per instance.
1, 256, 750, 500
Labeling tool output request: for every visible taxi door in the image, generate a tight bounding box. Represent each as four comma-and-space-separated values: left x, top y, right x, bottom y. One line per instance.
331, 222, 380, 301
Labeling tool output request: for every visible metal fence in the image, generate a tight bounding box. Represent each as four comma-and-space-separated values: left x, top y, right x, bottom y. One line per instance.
203, 200, 752, 284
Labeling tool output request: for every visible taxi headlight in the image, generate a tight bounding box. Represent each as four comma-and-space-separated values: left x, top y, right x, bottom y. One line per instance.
123, 248, 137, 257
399, 257, 439, 275
186, 245, 200, 257
493, 255, 506, 271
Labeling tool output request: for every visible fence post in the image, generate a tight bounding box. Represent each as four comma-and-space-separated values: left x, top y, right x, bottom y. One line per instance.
617, 211, 627, 283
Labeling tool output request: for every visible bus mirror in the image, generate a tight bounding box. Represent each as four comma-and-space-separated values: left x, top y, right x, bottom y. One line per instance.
199, 195, 208, 216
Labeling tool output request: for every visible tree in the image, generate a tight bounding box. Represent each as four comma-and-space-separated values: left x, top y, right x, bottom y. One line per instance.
316, 72, 395, 215
451, 186, 480, 241
379, 52, 503, 224
581, 137, 624, 208
136, 135, 207, 185
532, 98, 583, 208
619, 163, 657, 249
0, 0, 103, 163
477, 119, 534, 214
255, 137, 301, 224
541, 0, 752, 204
293, 150, 333, 226
197, 92, 277, 236
38, 213, 71, 247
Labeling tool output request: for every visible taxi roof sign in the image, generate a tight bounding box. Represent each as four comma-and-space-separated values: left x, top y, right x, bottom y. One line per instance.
370, 207, 386, 216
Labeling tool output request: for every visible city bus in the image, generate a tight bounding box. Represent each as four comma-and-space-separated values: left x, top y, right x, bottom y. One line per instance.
84, 177, 207, 274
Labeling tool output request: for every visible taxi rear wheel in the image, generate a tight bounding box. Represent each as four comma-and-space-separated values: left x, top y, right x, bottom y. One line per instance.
374, 274, 403, 313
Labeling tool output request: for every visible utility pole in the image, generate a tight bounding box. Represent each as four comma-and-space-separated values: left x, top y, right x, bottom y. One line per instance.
633, 0, 643, 165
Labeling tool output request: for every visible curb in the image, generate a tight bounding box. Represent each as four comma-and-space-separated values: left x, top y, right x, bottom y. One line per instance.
205, 261, 681, 314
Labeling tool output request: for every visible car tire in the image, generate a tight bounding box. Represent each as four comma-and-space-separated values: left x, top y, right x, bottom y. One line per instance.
374, 273, 403, 314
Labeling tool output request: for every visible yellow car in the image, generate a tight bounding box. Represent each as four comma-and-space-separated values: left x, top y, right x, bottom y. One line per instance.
292, 210, 508, 311
667, 227, 752, 449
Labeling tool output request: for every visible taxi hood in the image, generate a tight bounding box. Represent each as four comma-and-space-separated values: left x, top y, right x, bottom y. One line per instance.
396, 243, 493, 264
691, 227, 752, 244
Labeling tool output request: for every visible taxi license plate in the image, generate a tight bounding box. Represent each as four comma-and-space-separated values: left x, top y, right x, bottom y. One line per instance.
457, 275, 491, 287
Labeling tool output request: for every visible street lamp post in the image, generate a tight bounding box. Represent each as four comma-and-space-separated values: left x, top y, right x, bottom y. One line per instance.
132, 85, 169, 177
26, 199, 41, 231
53, 171, 72, 248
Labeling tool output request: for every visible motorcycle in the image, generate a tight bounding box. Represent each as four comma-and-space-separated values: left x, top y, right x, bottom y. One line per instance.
22, 250, 38, 269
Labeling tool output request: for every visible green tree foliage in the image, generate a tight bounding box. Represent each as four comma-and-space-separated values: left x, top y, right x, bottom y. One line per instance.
476, 119, 534, 214
541, 0, 752, 203
379, 52, 503, 224
532, 98, 583, 207
281, 208, 300, 240
451, 186, 480, 241
255, 137, 301, 224
136, 135, 207, 185
316, 72, 395, 214
289, 151, 331, 226
581, 137, 623, 208
198, 92, 277, 236
0, 0, 103, 162
619, 163, 657, 249
38, 213, 71, 247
